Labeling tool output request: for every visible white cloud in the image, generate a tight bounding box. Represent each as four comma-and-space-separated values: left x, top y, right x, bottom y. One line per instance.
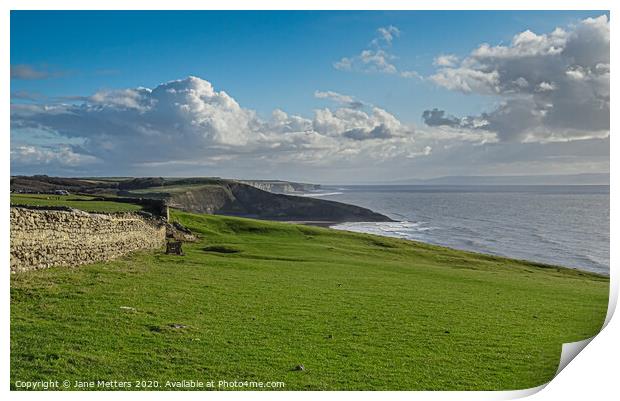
314, 90, 365, 108
334, 25, 407, 76
430, 68, 500, 94
312, 106, 409, 140
334, 25, 426, 81
12, 74, 607, 181
13, 76, 464, 173
426, 15, 609, 143
360, 49, 398, 74
433, 54, 459, 67
11, 145, 100, 167
537, 81, 556, 92
89, 88, 153, 110
565, 67, 586, 80
400, 70, 423, 80
334, 49, 398, 74
333, 57, 352, 71
471, 28, 567, 59
373, 25, 400, 46
12, 16, 608, 179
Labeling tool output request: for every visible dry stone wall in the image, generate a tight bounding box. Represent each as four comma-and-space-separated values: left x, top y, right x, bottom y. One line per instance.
10, 207, 166, 273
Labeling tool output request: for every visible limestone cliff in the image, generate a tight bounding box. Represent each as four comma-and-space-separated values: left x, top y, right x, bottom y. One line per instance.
11, 176, 392, 223
238, 180, 321, 194
166, 182, 391, 222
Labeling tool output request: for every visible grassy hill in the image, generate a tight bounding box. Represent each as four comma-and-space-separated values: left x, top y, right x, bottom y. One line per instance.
10, 194, 143, 213
11, 176, 391, 223
10, 210, 608, 390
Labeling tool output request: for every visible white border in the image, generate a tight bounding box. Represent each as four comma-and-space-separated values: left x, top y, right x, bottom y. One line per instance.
2, 1, 616, 400
2, 1, 615, 10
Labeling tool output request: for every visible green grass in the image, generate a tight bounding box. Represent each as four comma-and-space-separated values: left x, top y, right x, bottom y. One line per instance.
128, 184, 221, 194
10, 210, 608, 390
10, 194, 143, 213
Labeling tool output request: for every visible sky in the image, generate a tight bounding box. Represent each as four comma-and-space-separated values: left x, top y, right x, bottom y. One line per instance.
10, 10, 610, 183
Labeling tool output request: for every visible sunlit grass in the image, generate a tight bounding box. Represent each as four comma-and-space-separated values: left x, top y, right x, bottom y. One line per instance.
10, 210, 608, 390
10, 194, 142, 213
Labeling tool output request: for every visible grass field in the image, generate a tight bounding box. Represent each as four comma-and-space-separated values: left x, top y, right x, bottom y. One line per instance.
10, 194, 143, 213
10, 210, 608, 390
129, 184, 220, 194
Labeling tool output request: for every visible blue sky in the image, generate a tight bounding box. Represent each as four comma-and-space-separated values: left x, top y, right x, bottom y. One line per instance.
11, 10, 606, 121
10, 11, 610, 182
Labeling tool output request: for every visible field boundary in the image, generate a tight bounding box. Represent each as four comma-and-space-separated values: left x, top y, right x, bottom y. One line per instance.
10, 206, 167, 273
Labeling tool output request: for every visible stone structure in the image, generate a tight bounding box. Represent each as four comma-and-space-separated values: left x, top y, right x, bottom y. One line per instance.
10, 207, 166, 273
165, 241, 184, 255
166, 221, 197, 242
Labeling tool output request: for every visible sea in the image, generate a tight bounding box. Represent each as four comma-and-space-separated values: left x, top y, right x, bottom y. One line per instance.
310, 185, 609, 275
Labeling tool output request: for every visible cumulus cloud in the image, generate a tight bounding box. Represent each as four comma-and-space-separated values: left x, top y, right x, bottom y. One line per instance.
88, 88, 153, 110
400, 70, 423, 80
314, 90, 365, 109
12, 76, 456, 173
343, 125, 393, 141
372, 25, 400, 46
12, 75, 601, 180
334, 49, 398, 74
427, 15, 610, 143
315, 106, 410, 141
11, 145, 99, 167
421, 109, 491, 132
433, 54, 459, 67
334, 25, 420, 79
430, 68, 500, 94
422, 109, 462, 127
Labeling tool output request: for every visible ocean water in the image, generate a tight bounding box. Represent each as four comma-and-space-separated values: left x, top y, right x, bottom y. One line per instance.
320, 185, 609, 275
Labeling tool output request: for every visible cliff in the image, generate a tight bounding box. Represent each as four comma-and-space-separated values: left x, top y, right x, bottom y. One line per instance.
238, 180, 321, 194
166, 182, 391, 222
11, 176, 392, 223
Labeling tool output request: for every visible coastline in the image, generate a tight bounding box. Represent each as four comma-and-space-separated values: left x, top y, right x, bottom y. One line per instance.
304, 185, 609, 276
281, 220, 340, 228
327, 219, 610, 277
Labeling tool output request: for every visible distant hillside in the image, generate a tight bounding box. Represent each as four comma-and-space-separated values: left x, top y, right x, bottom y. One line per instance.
10, 176, 390, 223
10, 175, 119, 193
388, 173, 609, 186
238, 180, 320, 194
165, 181, 389, 222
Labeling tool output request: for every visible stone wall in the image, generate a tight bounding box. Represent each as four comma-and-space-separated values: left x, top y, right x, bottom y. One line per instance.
10, 207, 166, 273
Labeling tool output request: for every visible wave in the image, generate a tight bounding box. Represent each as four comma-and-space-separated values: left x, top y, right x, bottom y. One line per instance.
323, 189, 608, 274
331, 220, 609, 275
331, 221, 435, 240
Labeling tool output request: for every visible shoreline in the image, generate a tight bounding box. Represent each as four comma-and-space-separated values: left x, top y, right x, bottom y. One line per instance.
319, 219, 609, 277
281, 220, 341, 228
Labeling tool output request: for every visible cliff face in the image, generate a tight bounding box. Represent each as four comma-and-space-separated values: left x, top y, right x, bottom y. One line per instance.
167, 182, 391, 222
11, 176, 392, 223
238, 180, 321, 194
166, 185, 235, 214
